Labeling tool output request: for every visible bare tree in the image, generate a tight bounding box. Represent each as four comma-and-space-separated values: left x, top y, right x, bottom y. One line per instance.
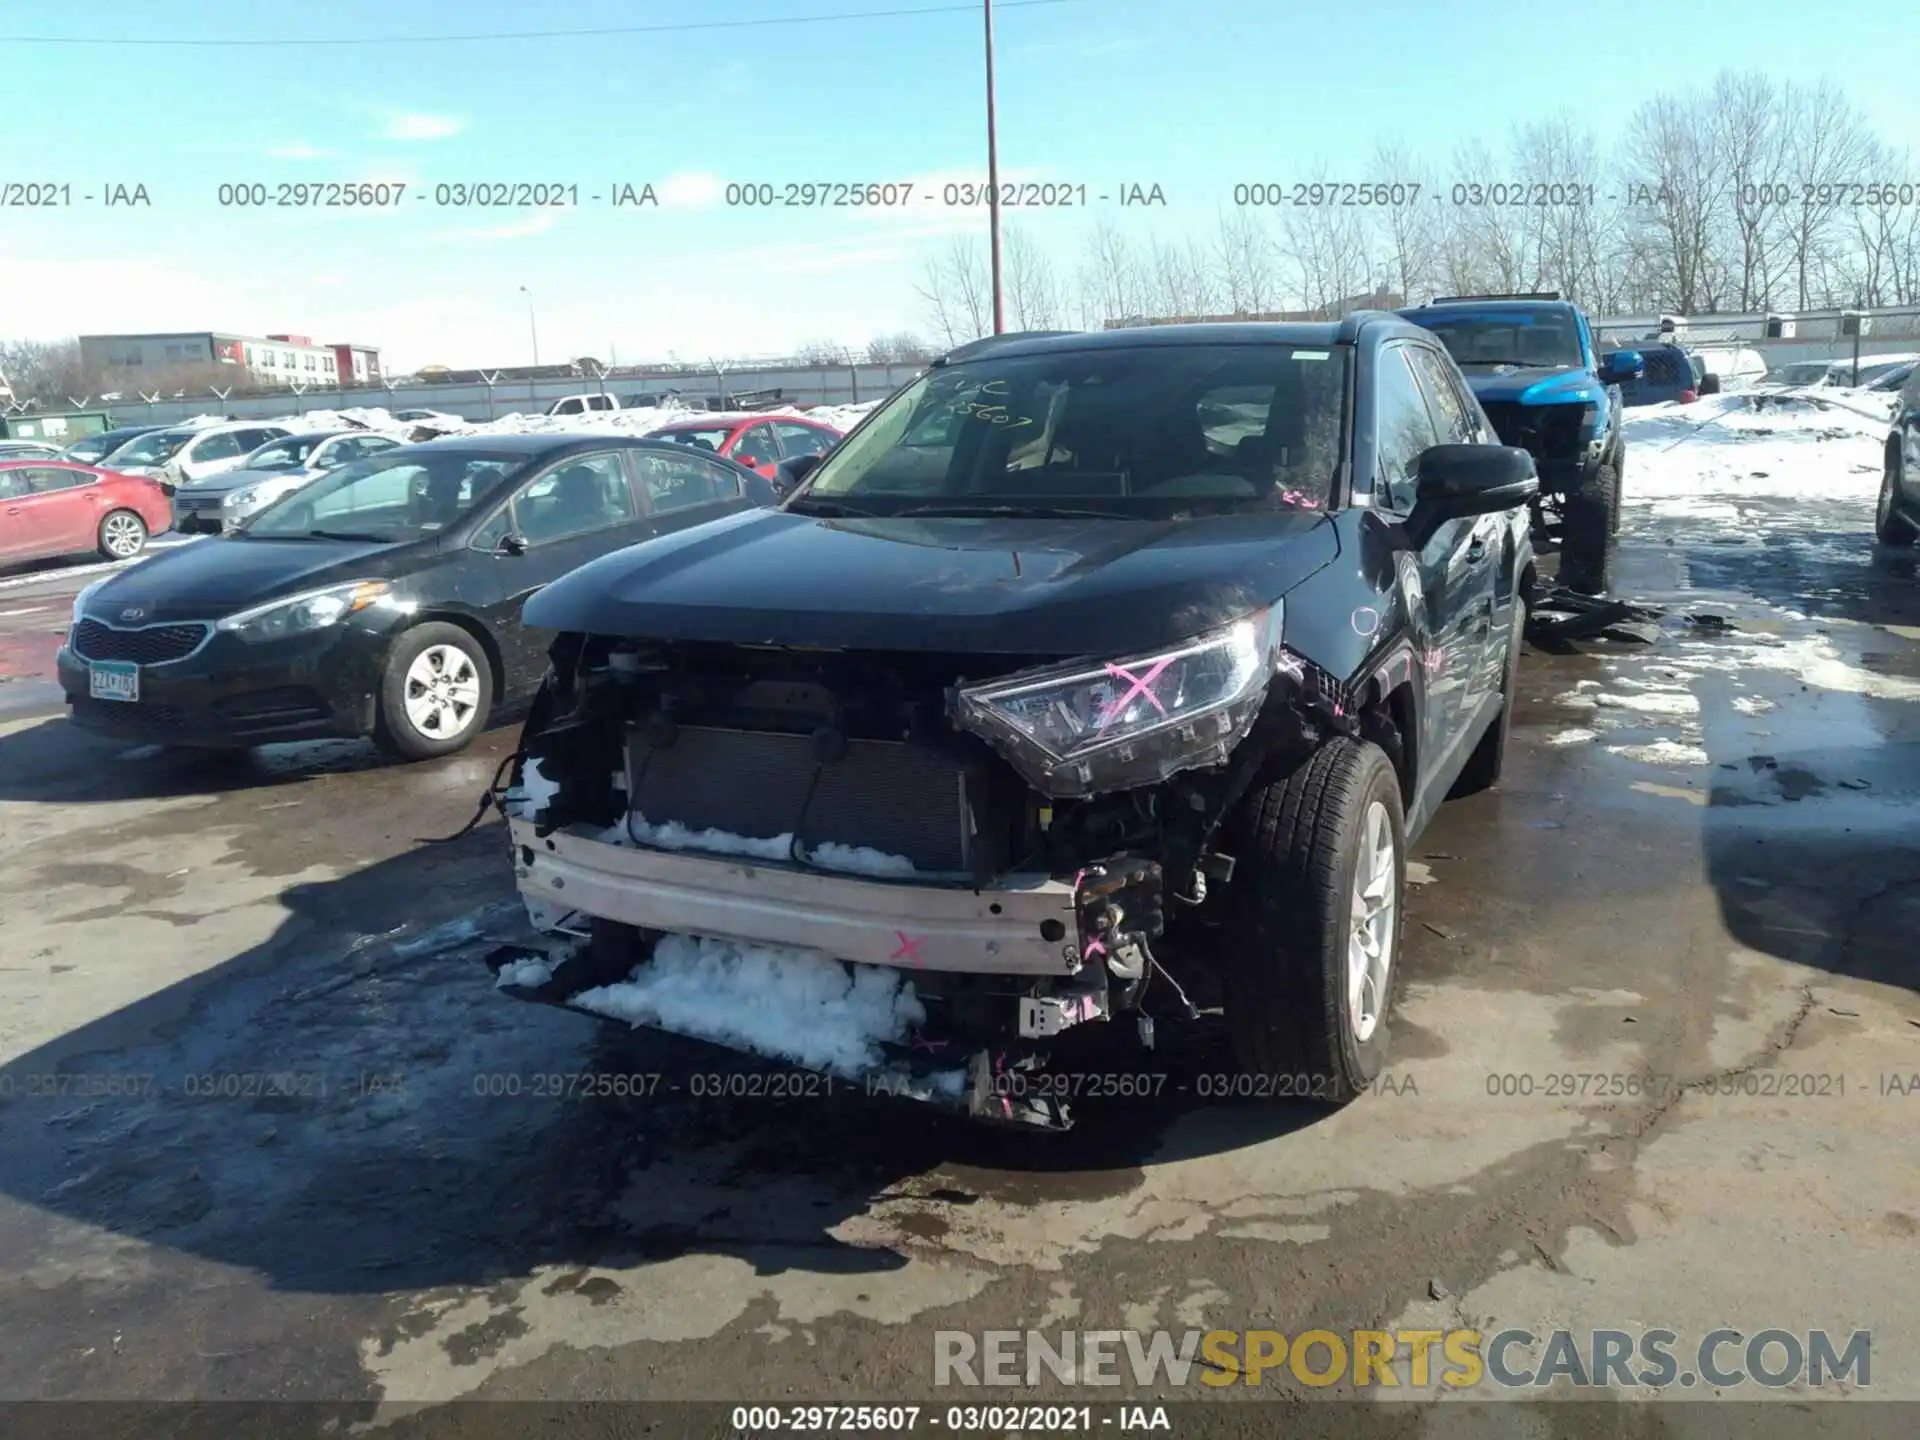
795, 339, 853, 366
0, 338, 103, 406
1076, 216, 1149, 325
1707, 70, 1789, 309
1211, 208, 1280, 315
1370, 141, 1440, 305
866, 332, 933, 364
1618, 88, 1732, 312
1777, 79, 1871, 308
914, 235, 992, 347
1003, 224, 1068, 329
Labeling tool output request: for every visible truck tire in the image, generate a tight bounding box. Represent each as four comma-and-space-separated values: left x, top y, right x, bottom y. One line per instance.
1876, 451, 1916, 546
1451, 590, 1525, 797
1220, 737, 1405, 1103
1560, 462, 1617, 595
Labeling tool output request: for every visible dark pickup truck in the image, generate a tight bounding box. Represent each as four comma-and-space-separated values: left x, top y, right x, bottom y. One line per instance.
1400, 294, 1642, 594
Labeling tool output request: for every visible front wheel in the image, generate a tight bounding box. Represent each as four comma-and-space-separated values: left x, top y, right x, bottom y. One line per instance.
1559, 462, 1618, 595
375, 622, 494, 761
98, 509, 148, 560
1875, 453, 1916, 546
1221, 738, 1406, 1103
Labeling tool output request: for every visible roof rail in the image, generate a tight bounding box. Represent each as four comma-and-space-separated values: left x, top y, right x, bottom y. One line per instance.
1336, 309, 1403, 342
932, 330, 1083, 366
1428, 292, 1564, 304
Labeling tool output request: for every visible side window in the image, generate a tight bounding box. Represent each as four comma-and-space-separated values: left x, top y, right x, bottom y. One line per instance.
26, 466, 88, 493
587, 395, 614, 412
1405, 347, 1477, 444
470, 504, 513, 552
554, 397, 583, 416
0, 471, 29, 499
512, 452, 635, 545
635, 450, 741, 514
1375, 348, 1443, 514
193, 431, 244, 462
236, 429, 273, 452
775, 422, 832, 458
732, 424, 779, 468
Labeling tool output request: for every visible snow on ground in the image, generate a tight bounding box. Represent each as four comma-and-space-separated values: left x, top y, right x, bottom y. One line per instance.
1621, 390, 1890, 518
567, 933, 927, 1078
495, 956, 555, 989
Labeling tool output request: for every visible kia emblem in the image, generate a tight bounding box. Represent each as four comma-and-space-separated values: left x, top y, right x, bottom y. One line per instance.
120, 606, 146, 622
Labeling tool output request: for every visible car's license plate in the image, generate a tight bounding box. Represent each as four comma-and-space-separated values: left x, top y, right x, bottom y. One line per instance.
89, 661, 139, 703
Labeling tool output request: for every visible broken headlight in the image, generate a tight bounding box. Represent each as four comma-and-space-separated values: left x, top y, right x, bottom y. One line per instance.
952, 606, 1285, 797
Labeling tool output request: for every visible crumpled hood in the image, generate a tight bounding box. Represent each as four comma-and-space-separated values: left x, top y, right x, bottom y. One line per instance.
525, 506, 1340, 656
1460, 365, 1603, 406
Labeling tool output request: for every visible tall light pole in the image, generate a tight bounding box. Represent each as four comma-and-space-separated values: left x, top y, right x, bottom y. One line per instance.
519, 285, 540, 407
983, 0, 1004, 334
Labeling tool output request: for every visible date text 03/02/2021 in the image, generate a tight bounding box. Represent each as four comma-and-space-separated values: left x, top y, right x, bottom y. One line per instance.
729, 1405, 1166, 1433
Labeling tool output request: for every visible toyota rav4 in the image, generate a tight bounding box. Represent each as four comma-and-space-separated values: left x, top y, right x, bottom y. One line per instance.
483, 318, 1539, 1130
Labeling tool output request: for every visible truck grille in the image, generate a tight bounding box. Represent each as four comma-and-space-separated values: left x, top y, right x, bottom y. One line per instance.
73, 619, 209, 665
1478, 401, 1590, 462
627, 725, 971, 872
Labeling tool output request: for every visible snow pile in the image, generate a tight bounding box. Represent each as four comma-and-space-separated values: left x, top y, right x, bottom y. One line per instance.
502, 757, 562, 819
390, 397, 881, 442
495, 956, 555, 989
1671, 634, 1920, 702
1621, 391, 1889, 511
599, 815, 919, 878
569, 933, 927, 1077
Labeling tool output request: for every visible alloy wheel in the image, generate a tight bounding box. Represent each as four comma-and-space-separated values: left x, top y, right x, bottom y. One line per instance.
102, 513, 145, 558
1347, 799, 1398, 1044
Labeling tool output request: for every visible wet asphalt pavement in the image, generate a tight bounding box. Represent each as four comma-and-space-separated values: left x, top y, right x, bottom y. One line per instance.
0, 493, 1915, 1435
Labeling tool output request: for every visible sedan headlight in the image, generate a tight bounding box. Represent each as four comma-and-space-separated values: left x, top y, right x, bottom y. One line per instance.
215, 580, 393, 643
225, 485, 262, 509
952, 606, 1285, 797
71, 577, 109, 627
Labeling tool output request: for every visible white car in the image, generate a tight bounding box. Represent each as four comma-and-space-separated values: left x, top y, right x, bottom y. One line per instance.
102, 420, 295, 492
545, 393, 620, 416
216, 431, 407, 531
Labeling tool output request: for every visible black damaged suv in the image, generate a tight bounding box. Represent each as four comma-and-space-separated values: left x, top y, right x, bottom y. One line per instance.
489, 318, 1539, 1129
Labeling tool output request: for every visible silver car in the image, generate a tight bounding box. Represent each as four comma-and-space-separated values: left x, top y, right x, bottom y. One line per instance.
210, 431, 405, 532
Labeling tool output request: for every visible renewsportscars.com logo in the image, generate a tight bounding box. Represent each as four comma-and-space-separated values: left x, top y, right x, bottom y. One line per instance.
933, 1328, 1872, 1391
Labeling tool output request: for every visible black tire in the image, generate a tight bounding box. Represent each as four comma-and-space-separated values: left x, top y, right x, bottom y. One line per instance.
1559, 463, 1617, 595
1451, 590, 1525, 797
1607, 441, 1625, 535
97, 509, 148, 560
1700, 373, 1722, 396
374, 621, 495, 761
1875, 451, 1917, 546
1221, 738, 1406, 1103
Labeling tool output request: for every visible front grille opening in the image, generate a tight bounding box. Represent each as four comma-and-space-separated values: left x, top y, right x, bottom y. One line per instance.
73, 619, 209, 665
1479, 401, 1589, 462
628, 726, 976, 872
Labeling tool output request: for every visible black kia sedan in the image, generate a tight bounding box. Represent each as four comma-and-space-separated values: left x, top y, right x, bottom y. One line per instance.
57, 434, 777, 759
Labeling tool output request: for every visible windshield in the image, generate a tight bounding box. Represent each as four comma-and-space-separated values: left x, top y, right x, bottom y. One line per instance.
1411, 310, 1584, 369
106, 429, 192, 465
243, 448, 522, 542
660, 427, 733, 453
245, 436, 327, 469
65, 433, 130, 462
794, 343, 1349, 518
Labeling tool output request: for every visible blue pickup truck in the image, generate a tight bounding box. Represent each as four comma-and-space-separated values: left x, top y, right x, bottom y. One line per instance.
1398, 294, 1643, 594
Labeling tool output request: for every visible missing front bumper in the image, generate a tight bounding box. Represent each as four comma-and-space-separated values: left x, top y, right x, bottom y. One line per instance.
508, 816, 1081, 977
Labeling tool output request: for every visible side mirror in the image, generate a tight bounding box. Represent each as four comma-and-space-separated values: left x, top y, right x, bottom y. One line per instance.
774, 453, 823, 493
1407, 444, 1538, 547
1598, 349, 1645, 384
496, 532, 529, 556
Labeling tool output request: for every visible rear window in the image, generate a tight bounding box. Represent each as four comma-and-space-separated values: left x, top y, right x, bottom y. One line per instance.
798, 343, 1350, 517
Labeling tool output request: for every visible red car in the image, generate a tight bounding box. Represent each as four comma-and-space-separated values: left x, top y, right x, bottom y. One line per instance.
649, 414, 841, 483
0, 460, 172, 566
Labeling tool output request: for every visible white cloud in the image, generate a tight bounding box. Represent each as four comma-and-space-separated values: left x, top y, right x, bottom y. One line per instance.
269, 142, 332, 160
656, 171, 726, 210
382, 112, 465, 141
441, 212, 561, 242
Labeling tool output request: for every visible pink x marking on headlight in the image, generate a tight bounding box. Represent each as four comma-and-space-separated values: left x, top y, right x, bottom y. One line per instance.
1094, 657, 1173, 732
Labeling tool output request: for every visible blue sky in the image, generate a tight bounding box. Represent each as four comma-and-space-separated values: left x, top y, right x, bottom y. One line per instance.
2, 0, 1912, 371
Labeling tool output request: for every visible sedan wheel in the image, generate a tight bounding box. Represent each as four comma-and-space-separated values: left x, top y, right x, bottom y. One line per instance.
404, 645, 483, 739
98, 509, 148, 560
375, 622, 495, 761
1876, 455, 1916, 546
